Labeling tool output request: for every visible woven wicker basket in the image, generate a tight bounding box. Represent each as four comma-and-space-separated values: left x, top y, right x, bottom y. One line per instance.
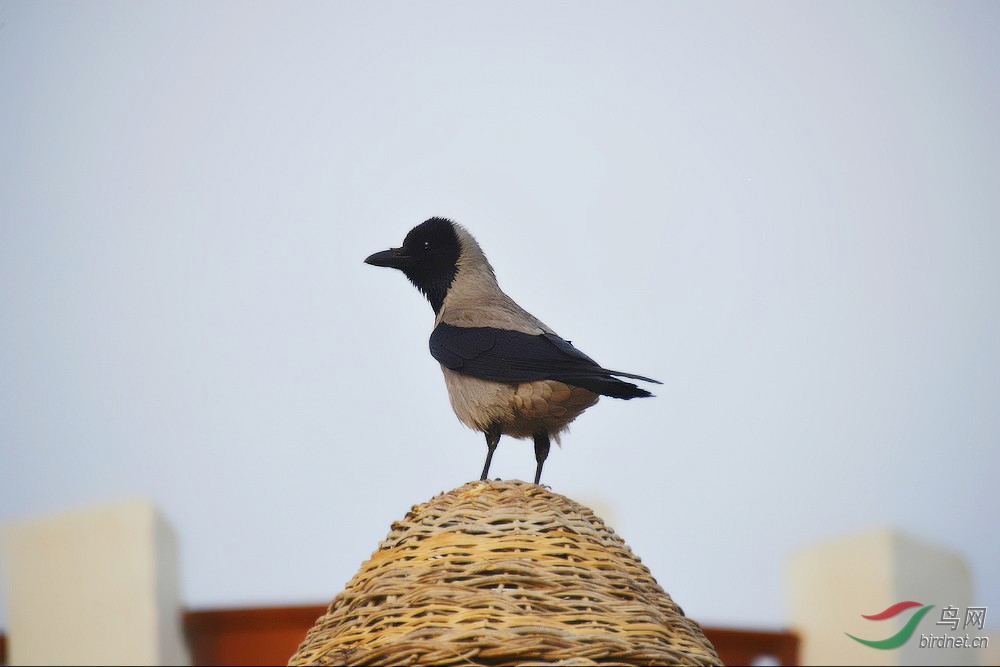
290, 480, 720, 666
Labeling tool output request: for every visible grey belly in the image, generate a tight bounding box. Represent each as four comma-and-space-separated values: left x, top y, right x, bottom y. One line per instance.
440, 367, 599, 439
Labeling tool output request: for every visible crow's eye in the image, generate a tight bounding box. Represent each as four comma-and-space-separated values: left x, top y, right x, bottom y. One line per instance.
423, 240, 431, 251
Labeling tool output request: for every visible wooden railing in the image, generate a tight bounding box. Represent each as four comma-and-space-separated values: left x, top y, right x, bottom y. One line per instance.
1, 607, 799, 665
184, 604, 799, 666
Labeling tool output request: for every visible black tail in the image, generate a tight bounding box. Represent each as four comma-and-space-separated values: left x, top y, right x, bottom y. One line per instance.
568, 369, 659, 399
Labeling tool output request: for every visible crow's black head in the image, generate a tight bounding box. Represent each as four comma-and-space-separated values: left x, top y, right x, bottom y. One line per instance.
364, 217, 462, 314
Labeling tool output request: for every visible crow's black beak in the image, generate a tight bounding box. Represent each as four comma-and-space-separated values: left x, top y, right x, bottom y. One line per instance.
364, 248, 415, 269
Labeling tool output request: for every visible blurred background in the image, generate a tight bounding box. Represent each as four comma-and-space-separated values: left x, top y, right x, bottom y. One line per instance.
1, 0, 997, 643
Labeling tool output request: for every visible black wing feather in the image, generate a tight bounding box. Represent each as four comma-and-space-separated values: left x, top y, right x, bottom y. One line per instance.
429, 323, 659, 399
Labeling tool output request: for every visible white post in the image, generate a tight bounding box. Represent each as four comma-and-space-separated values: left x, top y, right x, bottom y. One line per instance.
2, 500, 190, 666
787, 528, 975, 666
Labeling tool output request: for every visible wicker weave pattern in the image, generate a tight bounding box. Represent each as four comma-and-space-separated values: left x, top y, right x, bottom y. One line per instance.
290, 481, 720, 666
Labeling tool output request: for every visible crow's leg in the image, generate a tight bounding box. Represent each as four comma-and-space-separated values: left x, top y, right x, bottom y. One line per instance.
480, 423, 502, 480
533, 431, 551, 485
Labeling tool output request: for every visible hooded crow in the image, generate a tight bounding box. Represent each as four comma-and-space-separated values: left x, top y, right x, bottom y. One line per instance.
365, 217, 660, 485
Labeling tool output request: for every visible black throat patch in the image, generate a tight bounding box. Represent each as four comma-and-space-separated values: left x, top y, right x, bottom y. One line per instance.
400, 217, 461, 314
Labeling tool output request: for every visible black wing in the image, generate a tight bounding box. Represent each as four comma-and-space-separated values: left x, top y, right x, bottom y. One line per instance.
429, 323, 659, 399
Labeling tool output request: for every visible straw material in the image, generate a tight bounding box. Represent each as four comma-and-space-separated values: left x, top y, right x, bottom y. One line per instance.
290, 480, 721, 666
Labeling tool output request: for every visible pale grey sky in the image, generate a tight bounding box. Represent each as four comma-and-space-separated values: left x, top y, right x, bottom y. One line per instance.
1, 1, 998, 631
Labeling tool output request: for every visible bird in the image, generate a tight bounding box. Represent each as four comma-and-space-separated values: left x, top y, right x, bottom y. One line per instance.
364, 217, 660, 485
